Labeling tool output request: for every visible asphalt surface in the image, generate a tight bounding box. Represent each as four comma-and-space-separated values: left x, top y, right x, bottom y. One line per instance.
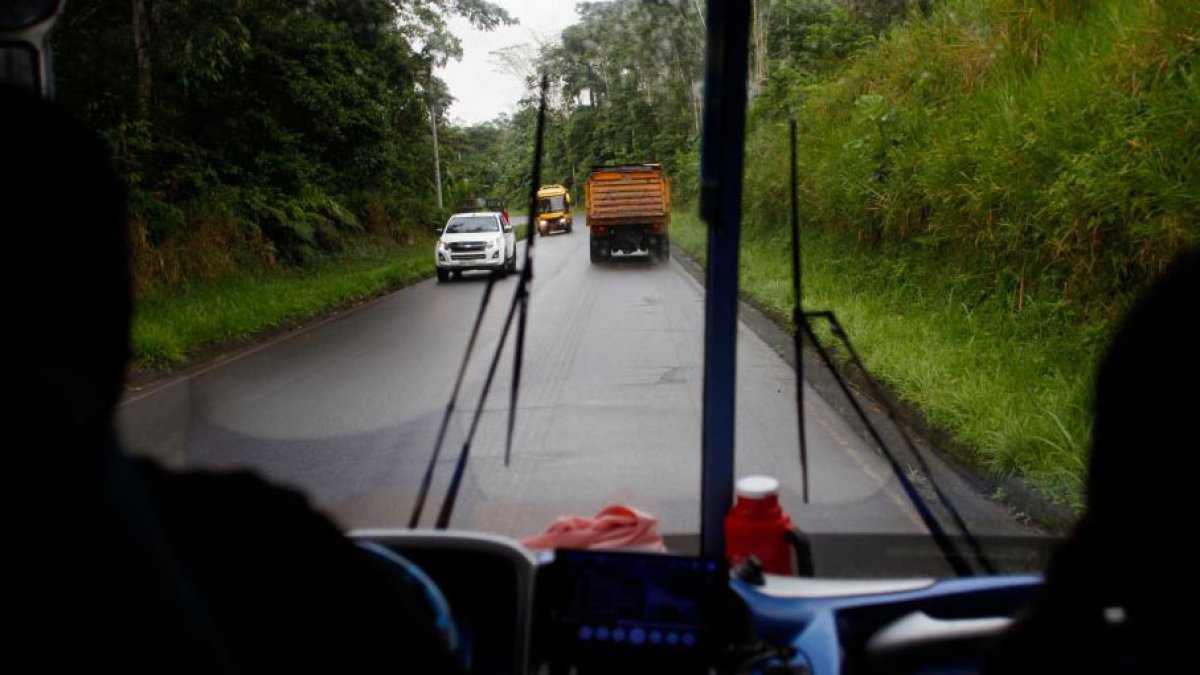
117, 216, 1039, 550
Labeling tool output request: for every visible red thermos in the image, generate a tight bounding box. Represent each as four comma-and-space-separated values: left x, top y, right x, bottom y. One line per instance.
724, 475, 808, 576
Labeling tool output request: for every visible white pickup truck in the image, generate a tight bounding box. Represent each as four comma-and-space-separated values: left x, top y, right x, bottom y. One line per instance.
434, 211, 516, 282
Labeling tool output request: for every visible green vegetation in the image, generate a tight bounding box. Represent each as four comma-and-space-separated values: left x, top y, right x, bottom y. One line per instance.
675, 212, 1094, 506
132, 239, 437, 367
456, 0, 707, 206
53, 0, 514, 295
669, 0, 1199, 508
55, 0, 1199, 508
751, 0, 1200, 318
133, 222, 529, 367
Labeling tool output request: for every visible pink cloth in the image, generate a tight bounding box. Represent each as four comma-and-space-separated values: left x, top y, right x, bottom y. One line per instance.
521, 505, 667, 552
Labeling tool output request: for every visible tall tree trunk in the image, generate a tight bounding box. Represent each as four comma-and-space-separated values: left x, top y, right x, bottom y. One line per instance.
751, 0, 771, 97
132, 0, 153, 116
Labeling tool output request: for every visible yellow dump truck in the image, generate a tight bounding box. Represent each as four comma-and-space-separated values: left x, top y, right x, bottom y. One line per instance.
535, 184, 573, 236
585, 164, 671, 263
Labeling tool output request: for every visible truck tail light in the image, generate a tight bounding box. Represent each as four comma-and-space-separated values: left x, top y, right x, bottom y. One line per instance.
597, 226, 607, 235
651, 222, 661, 230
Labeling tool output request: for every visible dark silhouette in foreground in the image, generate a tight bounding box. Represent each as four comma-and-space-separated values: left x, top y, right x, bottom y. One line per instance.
986, 246, 1199, 674
0, 85, 461, 673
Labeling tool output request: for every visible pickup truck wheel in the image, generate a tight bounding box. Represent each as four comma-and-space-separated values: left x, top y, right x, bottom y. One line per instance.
436, 268, 449, 283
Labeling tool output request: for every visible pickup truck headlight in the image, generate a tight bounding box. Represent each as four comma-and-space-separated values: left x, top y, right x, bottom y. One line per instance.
486, 239, 498, 250
436, 240, 447, 252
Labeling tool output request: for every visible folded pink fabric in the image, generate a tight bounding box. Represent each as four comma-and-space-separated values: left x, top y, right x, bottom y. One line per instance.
521, 504, 667, 552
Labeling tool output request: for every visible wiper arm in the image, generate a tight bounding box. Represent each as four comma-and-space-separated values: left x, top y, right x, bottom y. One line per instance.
435, 296, 522, 529
797, 311, 977, 576
506, 74, 549, 468
424, 74, 549, 530
807, 310, 997, 575
789, 119, 810, 505
408, 277, 498, 528
786, 121, 992, 576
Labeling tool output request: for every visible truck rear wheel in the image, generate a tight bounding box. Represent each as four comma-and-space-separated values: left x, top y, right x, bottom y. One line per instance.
656, 236, 671, 261
590, 242, 607, 263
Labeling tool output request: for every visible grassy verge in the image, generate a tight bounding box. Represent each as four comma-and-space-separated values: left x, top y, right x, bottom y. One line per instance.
133, 224, 529, 369
132, 239, 437, 367
674, 212, 1095, 509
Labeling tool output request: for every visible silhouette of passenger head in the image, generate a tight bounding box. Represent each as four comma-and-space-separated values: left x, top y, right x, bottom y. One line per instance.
1, 83, 131, 410
1082, 245, 1198, 660
987, 246, 1199, 674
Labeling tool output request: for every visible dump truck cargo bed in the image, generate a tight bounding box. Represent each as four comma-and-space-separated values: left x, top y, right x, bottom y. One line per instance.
585, 164, 670, 222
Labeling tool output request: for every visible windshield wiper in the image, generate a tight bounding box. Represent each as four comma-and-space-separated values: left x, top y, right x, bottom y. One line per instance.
785, 121, 993, 576
789, 119, 811, 506
407, 276, 497, 528
408, 74, 548, 530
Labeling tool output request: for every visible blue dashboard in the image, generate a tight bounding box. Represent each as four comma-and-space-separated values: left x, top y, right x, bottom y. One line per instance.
354, 530, 1047, 675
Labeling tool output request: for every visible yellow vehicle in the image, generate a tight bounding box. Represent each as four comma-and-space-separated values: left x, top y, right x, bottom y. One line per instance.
535, 184, 573, 236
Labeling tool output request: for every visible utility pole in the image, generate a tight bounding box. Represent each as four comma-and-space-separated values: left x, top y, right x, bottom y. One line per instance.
424, 68, 443, 212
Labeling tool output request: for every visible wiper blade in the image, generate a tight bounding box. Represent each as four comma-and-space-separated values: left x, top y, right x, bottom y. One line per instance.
807, 310, 997, 575
797, 311, 977, 576
788, 119, 810, 505
428, 74, 549, 530
506, 74, 549, 467
408, 278, 498, 528
435, 296, 522, 529
786, 120, 992, 576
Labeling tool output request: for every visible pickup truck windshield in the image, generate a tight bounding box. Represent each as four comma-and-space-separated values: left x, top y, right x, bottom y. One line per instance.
446, 216, 500, 234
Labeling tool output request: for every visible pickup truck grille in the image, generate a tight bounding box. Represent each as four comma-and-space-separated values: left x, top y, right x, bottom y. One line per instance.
448, 241, 486, 252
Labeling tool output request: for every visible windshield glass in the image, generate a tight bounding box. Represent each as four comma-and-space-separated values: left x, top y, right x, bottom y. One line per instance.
51, 0, 1197, 579
538, 196, 566, 213
445, 215, 500, 234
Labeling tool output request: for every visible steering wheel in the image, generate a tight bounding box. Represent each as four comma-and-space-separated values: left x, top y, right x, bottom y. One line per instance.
356, 541, 467, 667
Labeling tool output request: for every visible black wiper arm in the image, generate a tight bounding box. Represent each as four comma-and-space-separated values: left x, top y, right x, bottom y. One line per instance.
506, 74, 549, 468
435, 296, 522, 529
807, 310, 997, 575
788, 119, 810, 505
797, 311, 974, 576
433, 74, 549, 529
408, 277, 499, 528
785, 114, 990, 576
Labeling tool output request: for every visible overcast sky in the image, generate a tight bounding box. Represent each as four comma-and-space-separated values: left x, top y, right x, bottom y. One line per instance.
437, 1, 592, 125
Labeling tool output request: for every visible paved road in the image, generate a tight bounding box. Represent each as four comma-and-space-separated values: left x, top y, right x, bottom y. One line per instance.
117, 216, 1034, 546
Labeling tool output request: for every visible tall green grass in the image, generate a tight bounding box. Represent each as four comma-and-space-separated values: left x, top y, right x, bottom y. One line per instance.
133, 239, 437, 367
675, 212, 1092, 507
753, 0, 1199, 319
700, 0, 1200, 508
134, 223, 531, 368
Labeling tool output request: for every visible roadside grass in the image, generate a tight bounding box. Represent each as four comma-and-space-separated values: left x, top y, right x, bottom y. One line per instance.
132, 238, 437, 368
133, 223, 529, 370
674, 212, 1094, 509
691, 0, 1200, 513
755, 0, 1200, 321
